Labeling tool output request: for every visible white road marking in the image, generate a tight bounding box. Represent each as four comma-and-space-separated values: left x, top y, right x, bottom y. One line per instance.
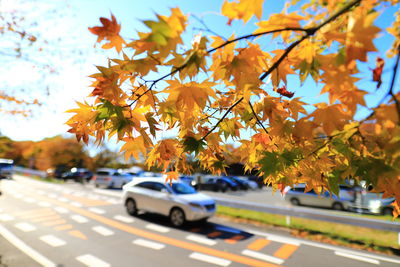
93, 189, 122, 197
58, 197, 69, 202
335, 251, 380, 265
24, 197, 35, 203
106, 198, 121, 204
71, 201, 83, 207
241, 250, 284, 265
0, 214, 15, 222
113, 215, 134, 223
40, 235, 66, 247
92, 226, 114, 236
245, 228, 400, 265
71, 215, 89, 223
54, 207, 69, 214
14, 193, 23, 199
88, 207, 105, 214
37, 190, 46, 195
0, 225, 57, 267
76, 254, 110, 267
145, 224, 170, 233
186, 234, 217, 246
38, 201, 52, 207
189, 252, 231, 266
132, 239, 165, 250
15, 223, 36, 232
47, 193, 57, 198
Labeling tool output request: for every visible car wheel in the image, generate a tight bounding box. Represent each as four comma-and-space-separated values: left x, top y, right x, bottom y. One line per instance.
382, 207, 393, 216
290, 198, 300, 206
332, 202, 344, 211
125, 199, 137, 216
170, 208, 186, 227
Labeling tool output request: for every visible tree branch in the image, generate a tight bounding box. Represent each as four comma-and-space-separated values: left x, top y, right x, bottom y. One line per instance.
388, 45, 400, 124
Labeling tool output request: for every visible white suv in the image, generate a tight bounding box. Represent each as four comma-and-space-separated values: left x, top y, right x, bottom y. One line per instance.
122, 178, 216, 227
94, 168, 131, 189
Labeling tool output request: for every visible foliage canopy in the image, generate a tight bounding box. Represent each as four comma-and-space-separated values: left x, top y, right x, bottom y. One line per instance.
67, 0, 400, 216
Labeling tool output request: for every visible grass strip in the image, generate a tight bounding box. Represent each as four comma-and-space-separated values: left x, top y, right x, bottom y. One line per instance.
216, 205, 399, 255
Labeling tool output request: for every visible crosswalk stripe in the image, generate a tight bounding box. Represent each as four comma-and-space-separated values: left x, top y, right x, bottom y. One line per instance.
113, 215, 134, 223
189, 252, 231, 266
14, 223, 36, 232
132, 239, 165, 250
247, 239, 271, 251
76, 254, 110, 267
92, 226, 114, 236
40, 235, 66, 247
242, 249, 284, 265
145, 224, 170, 233
274, 244, 299, 259
186, 235, 217, 246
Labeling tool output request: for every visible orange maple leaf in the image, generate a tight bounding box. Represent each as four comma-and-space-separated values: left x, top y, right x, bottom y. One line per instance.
165, 171, 179, 185
372, 57, 385, 89
88, 14, 125, 52
276, 86, 294, 98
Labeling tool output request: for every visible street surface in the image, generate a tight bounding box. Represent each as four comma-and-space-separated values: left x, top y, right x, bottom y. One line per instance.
0, 175, 399, 267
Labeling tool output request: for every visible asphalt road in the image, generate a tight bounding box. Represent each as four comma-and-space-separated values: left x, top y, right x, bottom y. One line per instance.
0, 175, 399, 267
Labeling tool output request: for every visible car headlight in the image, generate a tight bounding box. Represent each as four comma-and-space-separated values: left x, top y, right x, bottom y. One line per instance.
189, 202, 203, 209
368, 200, 382, 209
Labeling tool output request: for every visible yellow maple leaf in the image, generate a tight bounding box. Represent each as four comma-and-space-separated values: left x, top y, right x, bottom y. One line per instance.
222, 0, 263, 25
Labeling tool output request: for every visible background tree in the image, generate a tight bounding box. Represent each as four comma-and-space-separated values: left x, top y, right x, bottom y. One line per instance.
67, 0, 400, 216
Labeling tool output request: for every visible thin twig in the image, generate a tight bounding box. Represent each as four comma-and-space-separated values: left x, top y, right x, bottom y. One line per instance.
192, 14, 227, 41
248, 101, 278, 148
388, 45, 400, 124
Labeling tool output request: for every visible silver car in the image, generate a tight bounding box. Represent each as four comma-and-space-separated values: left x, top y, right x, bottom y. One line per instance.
94, 168, 132, 189
122, 178, 216, 227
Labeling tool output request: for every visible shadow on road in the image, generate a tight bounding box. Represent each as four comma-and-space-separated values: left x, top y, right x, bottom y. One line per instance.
133, 212, 254, 243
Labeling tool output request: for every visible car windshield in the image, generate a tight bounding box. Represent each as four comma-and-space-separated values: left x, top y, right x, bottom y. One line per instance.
170, 183, 196, 195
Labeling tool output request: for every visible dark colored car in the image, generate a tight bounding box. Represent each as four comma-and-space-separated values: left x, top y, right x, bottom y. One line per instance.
61, 168, 93, 182
180, 176, 198, 188
197, 176, 239, 192
0, 159, 13, 179
226, 176, 249, 190
248, 176, 265, 189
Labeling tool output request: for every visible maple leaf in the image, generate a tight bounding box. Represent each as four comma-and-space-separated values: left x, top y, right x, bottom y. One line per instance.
276, 86, 294, 98
372, 57, 385, 89
222, 0, 263, 25
165, 171, 179, 184
89, 14, 126, 52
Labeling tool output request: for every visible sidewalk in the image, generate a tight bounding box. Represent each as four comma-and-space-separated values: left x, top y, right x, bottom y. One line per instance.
0, 235, 41, 267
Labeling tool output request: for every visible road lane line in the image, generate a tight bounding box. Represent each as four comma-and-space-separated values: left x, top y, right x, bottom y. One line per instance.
42, 219, 67, 227
133, 239, 165, 250
71, 201, 83, 207
245, 228, 400, 264
88, 207, 106, 214
76, 254, 110, 267
24, 197, 36, 203
58, 197, 69, 202
38, 201, 52, 207
53, 207, 69, 214
242, 250, 284, 265
334, 251, 380, 265
0, 224, 57, 267
145, 224, 170, 233
274, 244, 299, 259
14, 222, 36, 232
54, 224, 74, 231
247, 239, 271, 251
186, 235, 217, 246
189, 252, 231, 266
71, 214, 89, 223
23, 191, 279, 267
113, 215, 134, 223
92, 226, 114, 236
0, 214, 15, 222
31, 215, 60, 223
68, 230, 87, 240
40, 235, 66, 247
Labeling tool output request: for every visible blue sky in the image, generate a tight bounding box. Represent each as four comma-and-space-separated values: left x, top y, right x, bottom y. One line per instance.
0, 0, 398, 147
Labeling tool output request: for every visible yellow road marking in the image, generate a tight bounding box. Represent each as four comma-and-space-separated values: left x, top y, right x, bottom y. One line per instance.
31, 215, 61, 223
15, 208, 51, 216
54, 224, 74, 231
274, 244, 299, 259
26, 192, 279, 267
68, 230, 87, 240
207, 231, 222, 238
247, 239, 271, 251
42, 219, 67, 227
17, 210, 55, 219
225, 235, 245, 244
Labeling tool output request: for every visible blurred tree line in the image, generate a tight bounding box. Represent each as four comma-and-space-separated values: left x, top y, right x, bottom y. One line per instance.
0, 134, 133, 171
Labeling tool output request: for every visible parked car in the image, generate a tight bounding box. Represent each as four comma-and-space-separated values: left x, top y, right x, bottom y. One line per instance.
122, 178, 216, 227
285, 184, 356, 211
196, 176, 239, 192
61, 168, 93, 182
226, 176, 251, 190
180, 175, 198, 188
0, 159, 13, 179
349, 192, 395, 215
93, 168, 131, 189
248, 175, 265, 189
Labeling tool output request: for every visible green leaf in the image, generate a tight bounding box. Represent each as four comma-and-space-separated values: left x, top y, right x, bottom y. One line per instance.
183, 136, 205, 155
